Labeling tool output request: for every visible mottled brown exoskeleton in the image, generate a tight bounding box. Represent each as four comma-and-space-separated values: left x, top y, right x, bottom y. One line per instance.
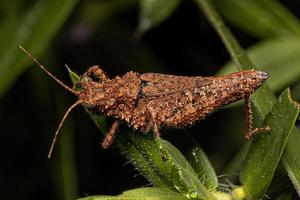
20, 46, 271, 158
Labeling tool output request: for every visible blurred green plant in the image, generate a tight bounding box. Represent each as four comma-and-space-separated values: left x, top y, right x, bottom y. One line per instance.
0, 0, 78, 97
134, 0, 181, 38
6, 0, 300, 199
0, 0, 79, 199
76, 0, 300, 199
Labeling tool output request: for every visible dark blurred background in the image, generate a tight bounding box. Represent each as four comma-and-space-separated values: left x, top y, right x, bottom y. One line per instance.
1, 0, 300, 199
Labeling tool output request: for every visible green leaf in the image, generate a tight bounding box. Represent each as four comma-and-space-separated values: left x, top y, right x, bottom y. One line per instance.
183, 144, 218, 191
66, 65, 80, 86
79, 0, 136, 26
167, 131, 218, 190
282, 127, 300, 196
117, 134, 215, 199
241, 88, 300, 199
161, 140, 216, 199
78, 187, 188, 200
195, 1, 300, 198
0, 0, 78, 97
137, 0, 181, 34
217, 38, 300, 92
213, 0, 300, 38
118, 134, 175, 188
195, 0, 271, 184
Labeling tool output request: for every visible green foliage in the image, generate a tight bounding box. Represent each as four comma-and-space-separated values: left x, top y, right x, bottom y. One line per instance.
0, 0, 78, 97
92, 0, 300, 199
136, 0, 181, 35
213, 0, 300, 38
3, 0, 300, 199
241, 89, 299, 199
174, 132, 218, 190
78, 187, 189, 200
68, 0, 300, 197
282, 128, 300, 195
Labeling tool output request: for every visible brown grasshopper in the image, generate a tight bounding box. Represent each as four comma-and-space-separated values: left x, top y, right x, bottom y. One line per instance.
20, 46, 271, 158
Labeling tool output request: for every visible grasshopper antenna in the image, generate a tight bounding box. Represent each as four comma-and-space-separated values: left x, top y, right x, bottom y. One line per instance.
19, 46, 78, 95
48, 100, 82, 158
19, 46, 81, 158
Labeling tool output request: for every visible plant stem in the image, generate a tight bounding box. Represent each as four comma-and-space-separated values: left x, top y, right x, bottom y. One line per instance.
194, 0, 253, 70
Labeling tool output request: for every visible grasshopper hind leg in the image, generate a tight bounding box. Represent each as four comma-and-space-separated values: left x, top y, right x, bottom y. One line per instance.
244, 95, 271, 139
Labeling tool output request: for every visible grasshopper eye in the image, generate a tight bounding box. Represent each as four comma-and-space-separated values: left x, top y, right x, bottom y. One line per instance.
89, 72, 101, 82
87, 66, 108, 82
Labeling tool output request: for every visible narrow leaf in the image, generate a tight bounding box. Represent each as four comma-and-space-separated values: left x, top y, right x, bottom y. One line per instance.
205, 0, 300, 196
66, 66, 80, 85
282, 127, 300, 196
117, 134, 215, 199
118, 133, 175, 188
213, 0, 300, 38
167, 130, 218, 190
195, 1, 300, 198
137, 0, 181, 34
241, 88, 300, 199
0, 0, 78, 97
194, 3, 276, 186
78, 187, 188, 200
160, 140, 216, 199
184, 144, 218, 191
